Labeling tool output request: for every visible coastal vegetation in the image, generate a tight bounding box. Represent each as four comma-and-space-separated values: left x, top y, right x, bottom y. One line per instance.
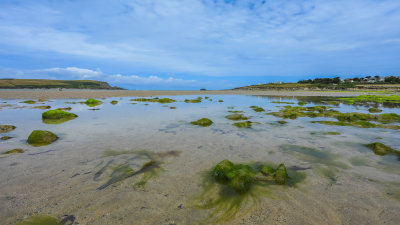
0, 79, 123, 89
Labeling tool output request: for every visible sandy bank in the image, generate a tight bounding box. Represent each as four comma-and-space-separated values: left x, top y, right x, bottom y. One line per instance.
0, 89, 394, 99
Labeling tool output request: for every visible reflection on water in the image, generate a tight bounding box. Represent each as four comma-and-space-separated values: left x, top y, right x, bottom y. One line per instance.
1, 95, 400, 224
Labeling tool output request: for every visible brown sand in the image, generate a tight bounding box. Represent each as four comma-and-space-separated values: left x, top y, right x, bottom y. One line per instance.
0, 89, 387, 99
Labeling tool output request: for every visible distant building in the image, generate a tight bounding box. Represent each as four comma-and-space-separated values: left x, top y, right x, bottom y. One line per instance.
276, 81, 283, 84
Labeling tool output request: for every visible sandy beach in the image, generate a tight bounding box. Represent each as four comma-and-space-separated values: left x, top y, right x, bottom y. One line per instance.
0, 89, 390, 99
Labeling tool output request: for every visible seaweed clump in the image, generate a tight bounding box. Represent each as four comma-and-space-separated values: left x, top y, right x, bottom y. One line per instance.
132, 97, 176, 104
368, 108, 382, 113
191, 118, 213, 127
84, 98, 102, 107
3, 149, 25, 154
233, 121, 252, 128
337, 95, 400, 104
250, 106, 264, 112
27, 130, 58, 147
14, 215, 62, 225
365, 142, 400, 158
184, 97, 202, 103
225, 114, 249, 121
42, 110, 78, 124
0, 125, 16, 133
212, 160, 289, 193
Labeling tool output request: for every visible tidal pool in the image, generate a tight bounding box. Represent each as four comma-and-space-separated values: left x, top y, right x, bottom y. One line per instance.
1, 95, 399, 225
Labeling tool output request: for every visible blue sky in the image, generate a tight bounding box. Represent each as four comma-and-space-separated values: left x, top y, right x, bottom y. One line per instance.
0, 0, 400, 90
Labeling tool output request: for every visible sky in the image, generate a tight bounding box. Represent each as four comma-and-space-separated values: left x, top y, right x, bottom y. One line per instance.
0, 0, 400, 90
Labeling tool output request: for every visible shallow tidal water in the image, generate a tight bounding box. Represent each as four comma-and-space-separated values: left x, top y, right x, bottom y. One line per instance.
1, 95, 400, 225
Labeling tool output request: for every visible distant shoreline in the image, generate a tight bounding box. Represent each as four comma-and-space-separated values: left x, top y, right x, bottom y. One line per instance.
0, 89, 396, 99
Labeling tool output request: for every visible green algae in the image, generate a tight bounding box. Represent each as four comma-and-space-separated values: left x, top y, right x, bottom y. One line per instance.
297, 101, 307, 106
218, 100, 224, 102
250, 106, 264, 112
132, 97, 176, 104
192, 161, 306, 224
227, 110, 243, 113
277, 120, 287, 124
84, 98, 102, 107
369, 108, 382, 113
191, 118, 213, 127
33, 105, 51, 109
1, 136, 13, 140
0, 125, 16, 133
110, 100, 118, 105
184, 97, 202, 103
27, 130, 58, 147
225, 114, 249, 121
42, 110, 78, 124
312, 121, 400, 129
233, 121, 252, 128
14, 215, 62, 225
20, 100, 36, 104
365, 142, 400, 158
3, 149, 25, 154
271, 101, 294, 104
310, 131, 340, 136
170, 106, 176, 109
57, 107, 72, 111
337, 95, 400, 104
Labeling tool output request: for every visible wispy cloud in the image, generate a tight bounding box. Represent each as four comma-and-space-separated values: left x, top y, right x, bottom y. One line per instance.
0, 0, 400, 88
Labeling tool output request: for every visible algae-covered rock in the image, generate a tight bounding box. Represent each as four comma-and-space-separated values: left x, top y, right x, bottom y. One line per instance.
212, 160, 234, 182
33, 105, 51, 109
85, 98, 102, 107
274, 164, 288, 185
218, 100, 224, 102
110, 100, 118, 105
250, 106, 265, 112
27, 130, 58, 147
3, 149, 25, 154
170, 106, 176, 109
20, 100, 36, 104
57, 107, 72, 111
1, 136, 13, 140
277, 120, 287, 124
233, 121, 252, 128
184, 97, 202, 103
0, 125, 16, 133
42, 110, 77, 124
365, 142, 400, 156
368, 108, 382, 113
225, 114, 249, 121
298, 101, 307, 106
15, 215, 62, 225
191, 118, 213, 127
212, 160, 290, 193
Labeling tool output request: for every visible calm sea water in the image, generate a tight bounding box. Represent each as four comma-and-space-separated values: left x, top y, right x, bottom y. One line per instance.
1, 95, 399, 225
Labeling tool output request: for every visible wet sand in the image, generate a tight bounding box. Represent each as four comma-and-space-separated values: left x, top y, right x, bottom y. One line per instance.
0, 89, 387, 99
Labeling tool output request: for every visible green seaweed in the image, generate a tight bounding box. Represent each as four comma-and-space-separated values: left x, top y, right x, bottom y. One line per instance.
184, 97, 202, 103
132, 97, 175, 104
57, 107, 72, 111
84, 98, 102, 107
250, 106, 264, 112
15, 215, 62, 225
271, 101, 294, 104
42, 110, 78, 124
368, 108, 382, 113
0, 125, 16, 133
337, 95, 400, 104
233, 121, 252, 128
110, 100, 118, 105
365, 142, 400, 159
20, 100, 36, 104
27, 130, 58, 147
3, 149, 25, 154
225, 114, 249, 121
1, 136, 13, 140
297, 101, 307, 106
218, 100, 224, 102
192, 161, 305, 224
277, 120, 287, 124
227, 110, 243, 113
33, 105, 51, 109
312, 121, 400, 130
191, 118, 213, 127
170, 106, 176, 109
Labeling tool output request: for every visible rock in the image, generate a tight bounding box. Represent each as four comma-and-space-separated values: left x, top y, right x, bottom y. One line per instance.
42, 110, 77, 124
233, 121, 252, 128
1, 136, 13, 140
0, 125, 16, 133
27, 130, 58, 147
274, 164, 288, 185
225, 114, 249, 121
212, 160, 234, 182
110, 100, 118, 105
365, 142, 400, 156
85, 98, 102, 107
190, 118, 213, 127
3, 149, 25, 154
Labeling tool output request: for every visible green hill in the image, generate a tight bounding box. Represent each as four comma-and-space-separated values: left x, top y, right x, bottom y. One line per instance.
0, 79, 123, 89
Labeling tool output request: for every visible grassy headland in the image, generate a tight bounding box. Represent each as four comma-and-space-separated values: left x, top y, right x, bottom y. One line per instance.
0, 79, 123, 89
